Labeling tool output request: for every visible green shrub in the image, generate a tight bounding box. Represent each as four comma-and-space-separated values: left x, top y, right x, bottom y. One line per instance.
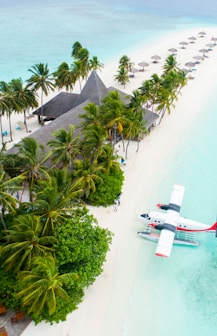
87, 168, 124, 206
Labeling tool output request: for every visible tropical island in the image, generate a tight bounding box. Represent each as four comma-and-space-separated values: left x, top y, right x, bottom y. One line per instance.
0, 39, 189, 327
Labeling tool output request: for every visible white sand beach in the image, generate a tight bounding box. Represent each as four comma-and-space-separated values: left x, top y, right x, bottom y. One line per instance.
8, 26, 217, 335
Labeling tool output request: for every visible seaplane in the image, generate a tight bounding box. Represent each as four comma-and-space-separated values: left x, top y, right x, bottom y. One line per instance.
138, 184, 217, 258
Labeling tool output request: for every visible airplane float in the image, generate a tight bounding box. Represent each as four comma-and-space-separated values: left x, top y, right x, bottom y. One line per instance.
138, 184, 217, 258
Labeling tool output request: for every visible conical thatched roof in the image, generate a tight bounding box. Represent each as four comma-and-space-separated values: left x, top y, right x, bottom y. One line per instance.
7, 71, 158, 154
74, 71, 108, 106
33, 92, 79, 118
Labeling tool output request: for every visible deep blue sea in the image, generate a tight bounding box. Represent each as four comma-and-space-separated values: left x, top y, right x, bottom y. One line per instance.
1, 1, 217, 335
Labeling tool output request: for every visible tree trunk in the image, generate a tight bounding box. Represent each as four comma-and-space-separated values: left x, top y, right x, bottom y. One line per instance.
8, 112, 13, 141
79, 78, 82, 92
40, 88, 44, 124
158, 107, 166, 125
125, 138, 131, 159
113, 124, 117, 149
20, 181, 28, 202
121, 135, 125, 152
23, 109, 29, 133
136, 137, 140, 152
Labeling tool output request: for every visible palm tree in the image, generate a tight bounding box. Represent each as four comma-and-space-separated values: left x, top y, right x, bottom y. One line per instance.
0, 94, 12, 144
79, 102, 103, 128
9, 78, 38, 133
176, 70, 188, 94
0, 170, 24, 229
123, 108, 148, 156
72, 60, 83, 91
127, 90, 143, 110
81, 124, 107, 162
73, 159, 104, 198
149, 73, 163, 110
1, 215, 57, 272
139, 79, 155, 109
26, 63, 55, 124
53, 62, 76, 92
156, 85, 177, 124
97, 143, 120, 174
119, 55, 133, 72
163, 54, 179, 73
0, 81, 19, 142
114, 66, 130, 88
15, 137, 51, 202
71, 41, 83, 59
29, 169, 82, 235
47, 125, 81, 169
101, 91, 126, 148
71, 42, 90, 81
88, 56, 104, 72
17, 255, 78, 316
77, 47, 90, 80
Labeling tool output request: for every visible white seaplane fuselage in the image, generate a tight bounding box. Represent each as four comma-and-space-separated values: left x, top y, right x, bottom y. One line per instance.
139, 211, 215, 232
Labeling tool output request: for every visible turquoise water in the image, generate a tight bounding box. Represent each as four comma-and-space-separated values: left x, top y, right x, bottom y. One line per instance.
0, 0, 216, 82
129, 90, 217, 336
1, 1, 217, 335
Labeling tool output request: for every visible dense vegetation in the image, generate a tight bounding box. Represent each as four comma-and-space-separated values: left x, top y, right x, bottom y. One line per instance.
0, 41, 188, 324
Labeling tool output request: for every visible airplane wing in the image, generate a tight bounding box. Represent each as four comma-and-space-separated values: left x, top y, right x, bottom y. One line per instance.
155, 184, 185, 257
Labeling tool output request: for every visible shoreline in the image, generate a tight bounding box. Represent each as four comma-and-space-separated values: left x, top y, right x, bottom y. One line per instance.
12, 25, 217, 335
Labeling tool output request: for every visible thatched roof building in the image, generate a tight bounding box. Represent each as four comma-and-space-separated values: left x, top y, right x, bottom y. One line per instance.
33, 92, 79, 119
8, 71, 159, 154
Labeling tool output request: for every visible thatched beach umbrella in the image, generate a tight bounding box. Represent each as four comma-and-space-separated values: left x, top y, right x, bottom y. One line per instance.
206, 43, 215, 50
193, 55, 204, 63
168, 48, 177, 54
199, 31, 206, 37
138, 61, 149, 71
129, 67, 139, 77
199, 48, 209, 57
188, 36, 196, 43
151, 55, 161, 63
185, 62, 196, 71
211, 36, 217, 45
179, 41, 188, 49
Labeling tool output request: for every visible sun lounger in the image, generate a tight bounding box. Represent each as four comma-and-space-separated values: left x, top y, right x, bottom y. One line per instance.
16, 121, 25, 130
0, 327, 8, 336
0, 303, 6, 314
26, 114, 35, 119
11, 311, 25, 323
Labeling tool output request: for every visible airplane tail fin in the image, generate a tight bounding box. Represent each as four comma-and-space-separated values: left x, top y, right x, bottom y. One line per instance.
208, 221, 217, 237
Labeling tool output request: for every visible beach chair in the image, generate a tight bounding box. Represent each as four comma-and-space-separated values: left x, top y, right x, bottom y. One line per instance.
16, 121, 25, 130
0, 327, 8, 336
0, 303, 6, 314
26, 114, 35, 119
11, 311, 25, 323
